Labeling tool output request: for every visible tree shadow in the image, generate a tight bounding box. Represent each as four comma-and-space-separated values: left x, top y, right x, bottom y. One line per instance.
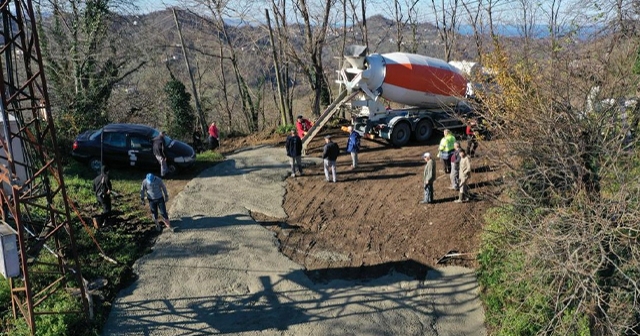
105, 259, 484, 335
341, 173, 416, 182
469, 177, 503, 189
171, 214, 257, 230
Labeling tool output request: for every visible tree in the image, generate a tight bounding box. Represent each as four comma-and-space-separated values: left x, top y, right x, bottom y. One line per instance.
476, 25, 640, 336
461, 0, 485, 62
282, 0, 336, 116
431, 0, 460, 61
164, 74, 196, 141
36, 0, 145, 140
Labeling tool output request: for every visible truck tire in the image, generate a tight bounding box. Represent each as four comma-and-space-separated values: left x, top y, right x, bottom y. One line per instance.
390, 122, 411, 146
412, 119, 433, 142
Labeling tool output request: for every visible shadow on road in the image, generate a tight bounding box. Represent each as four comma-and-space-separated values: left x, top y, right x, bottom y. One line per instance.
107, 260, 482, 335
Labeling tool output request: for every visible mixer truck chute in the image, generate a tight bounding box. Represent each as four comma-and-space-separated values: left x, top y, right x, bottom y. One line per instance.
336, 45, 474, 146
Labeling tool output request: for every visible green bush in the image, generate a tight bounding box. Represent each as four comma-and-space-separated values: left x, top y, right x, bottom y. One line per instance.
478, 207, 591, 336
477, 207, 548, 335
276, 124, 295, 135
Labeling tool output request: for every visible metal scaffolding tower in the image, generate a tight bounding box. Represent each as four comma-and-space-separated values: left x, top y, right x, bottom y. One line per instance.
0, 1, 88, 334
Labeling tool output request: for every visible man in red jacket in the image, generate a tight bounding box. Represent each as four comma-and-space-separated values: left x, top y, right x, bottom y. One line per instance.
296, 115, 313, 138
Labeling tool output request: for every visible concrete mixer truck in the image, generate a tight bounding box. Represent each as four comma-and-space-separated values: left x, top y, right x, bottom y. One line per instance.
336, 45, 475, 146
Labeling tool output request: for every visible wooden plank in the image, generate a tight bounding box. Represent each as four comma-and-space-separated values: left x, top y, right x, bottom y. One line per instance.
302, 90, 359, 155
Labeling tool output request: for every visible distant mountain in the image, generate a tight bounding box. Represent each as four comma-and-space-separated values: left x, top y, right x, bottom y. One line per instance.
458, 24, 603, 40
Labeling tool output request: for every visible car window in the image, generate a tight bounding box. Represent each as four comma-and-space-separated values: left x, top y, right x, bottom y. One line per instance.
89, 130, 102, 141
103, 133, 127, 148
163, 135, 173, 146
130, 135, 151, 149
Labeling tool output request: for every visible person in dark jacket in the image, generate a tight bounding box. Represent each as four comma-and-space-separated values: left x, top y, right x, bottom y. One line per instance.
450, 142, 461, 190
285, 129, 303, 177
92, 165, 113, 226
152, 131, 169, 177
322, 135, 340, 183
466, 121, 479, 157
346, 126, 361, 169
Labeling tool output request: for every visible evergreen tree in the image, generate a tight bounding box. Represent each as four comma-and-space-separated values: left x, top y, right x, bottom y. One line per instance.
164, 75, 195, 141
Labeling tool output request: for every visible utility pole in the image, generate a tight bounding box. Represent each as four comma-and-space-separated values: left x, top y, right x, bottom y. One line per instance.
172, 8, 208, 139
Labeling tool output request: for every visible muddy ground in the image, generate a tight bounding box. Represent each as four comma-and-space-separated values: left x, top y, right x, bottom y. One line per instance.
267, 128, 500, 272
155, 126, 498, 275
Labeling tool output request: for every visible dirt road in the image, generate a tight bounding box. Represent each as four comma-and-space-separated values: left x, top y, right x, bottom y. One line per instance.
103, 145, 486, 335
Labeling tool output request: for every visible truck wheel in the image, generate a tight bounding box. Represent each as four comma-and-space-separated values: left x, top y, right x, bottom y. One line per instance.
413, 119, 433, 142
390, 122, 411, 146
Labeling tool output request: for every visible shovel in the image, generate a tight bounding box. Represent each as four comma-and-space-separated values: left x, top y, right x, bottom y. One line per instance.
437, 250, 476, 264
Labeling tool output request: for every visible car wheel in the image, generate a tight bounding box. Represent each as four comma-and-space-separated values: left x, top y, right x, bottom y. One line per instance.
167, 163, 178, 175
89, 158, 103, 171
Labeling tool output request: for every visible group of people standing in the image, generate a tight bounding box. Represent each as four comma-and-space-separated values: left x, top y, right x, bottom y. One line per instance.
288, 115, 479, 206
421, 127, 476, 204
286, 115, 361, 183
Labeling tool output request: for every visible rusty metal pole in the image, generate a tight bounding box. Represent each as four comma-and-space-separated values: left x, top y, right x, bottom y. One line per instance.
0, 1, 89, 334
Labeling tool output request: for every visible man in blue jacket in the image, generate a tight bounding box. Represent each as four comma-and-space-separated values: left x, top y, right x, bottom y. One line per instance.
346, 126, 361, 169
140, 173, 172, 231
285, 129, 303, 177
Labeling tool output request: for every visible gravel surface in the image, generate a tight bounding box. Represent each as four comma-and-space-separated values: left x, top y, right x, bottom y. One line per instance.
103, 145, 486, 336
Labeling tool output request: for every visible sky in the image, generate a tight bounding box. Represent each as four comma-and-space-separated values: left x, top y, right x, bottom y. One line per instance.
134, 0, 178, 13
132, 0, 598, 29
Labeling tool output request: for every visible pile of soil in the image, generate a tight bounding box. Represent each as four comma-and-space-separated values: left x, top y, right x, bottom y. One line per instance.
268, 128, 501, 271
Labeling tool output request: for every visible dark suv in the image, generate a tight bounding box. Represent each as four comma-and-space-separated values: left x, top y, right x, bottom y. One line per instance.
72, 124, 196, 173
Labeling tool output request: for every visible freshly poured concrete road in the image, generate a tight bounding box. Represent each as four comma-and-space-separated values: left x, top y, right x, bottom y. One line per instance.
103, 146, 486, 335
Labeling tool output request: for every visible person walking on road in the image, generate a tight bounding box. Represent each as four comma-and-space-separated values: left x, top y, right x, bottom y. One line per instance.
296, 115, 313, 138
140, 173, 172, 231
92, 165, 113, 227
285, 129, 303, 177
450, 142, 461, 190
438, 129, 456, 174
346, 126, 361, 169
322, 135, 340, 183
455, 149, 472, 203
208, 121, 219, 150
421, 152, 436, 204
152, 131, 169, 177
